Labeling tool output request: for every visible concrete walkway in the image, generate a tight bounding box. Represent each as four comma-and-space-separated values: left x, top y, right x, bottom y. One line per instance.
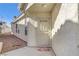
1, 46, 54, 56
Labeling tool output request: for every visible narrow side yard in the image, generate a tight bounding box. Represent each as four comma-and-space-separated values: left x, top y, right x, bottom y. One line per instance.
0, 33, 54, 56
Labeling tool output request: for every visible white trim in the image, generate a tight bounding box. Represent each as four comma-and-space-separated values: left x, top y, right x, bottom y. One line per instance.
13, 13, 25, 23
12, 3, 34, 23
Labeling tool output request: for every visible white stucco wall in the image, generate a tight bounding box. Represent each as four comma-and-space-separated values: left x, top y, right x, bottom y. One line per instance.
52, 4, 79, 56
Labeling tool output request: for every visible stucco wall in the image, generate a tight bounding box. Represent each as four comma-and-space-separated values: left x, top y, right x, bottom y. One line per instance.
27, 12, 52, 47
27, 22, 37, 46
11, 18, 28, 42
52, 4, 79, 56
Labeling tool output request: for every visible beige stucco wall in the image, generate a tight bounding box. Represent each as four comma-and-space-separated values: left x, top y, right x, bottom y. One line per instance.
51, 3, 61, 28
52, 4, 79, 56
12, 12, 52, 47
27, 21, 37, 46
27, 12, 52, 47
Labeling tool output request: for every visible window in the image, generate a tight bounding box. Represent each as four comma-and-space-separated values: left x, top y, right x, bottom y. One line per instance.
16, 24, 17, 33
0, 27, 2, 33
25, 26, 27, 35
0, 22, 2, 25
17, 29, 19, 34
16, 24, 20, 34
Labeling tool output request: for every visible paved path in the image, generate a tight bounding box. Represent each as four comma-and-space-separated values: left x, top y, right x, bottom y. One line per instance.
2, 46, 55, 56
0, 33, 27, 53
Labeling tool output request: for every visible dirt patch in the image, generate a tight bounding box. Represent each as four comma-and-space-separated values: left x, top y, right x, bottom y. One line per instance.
0, 33, 27, 53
